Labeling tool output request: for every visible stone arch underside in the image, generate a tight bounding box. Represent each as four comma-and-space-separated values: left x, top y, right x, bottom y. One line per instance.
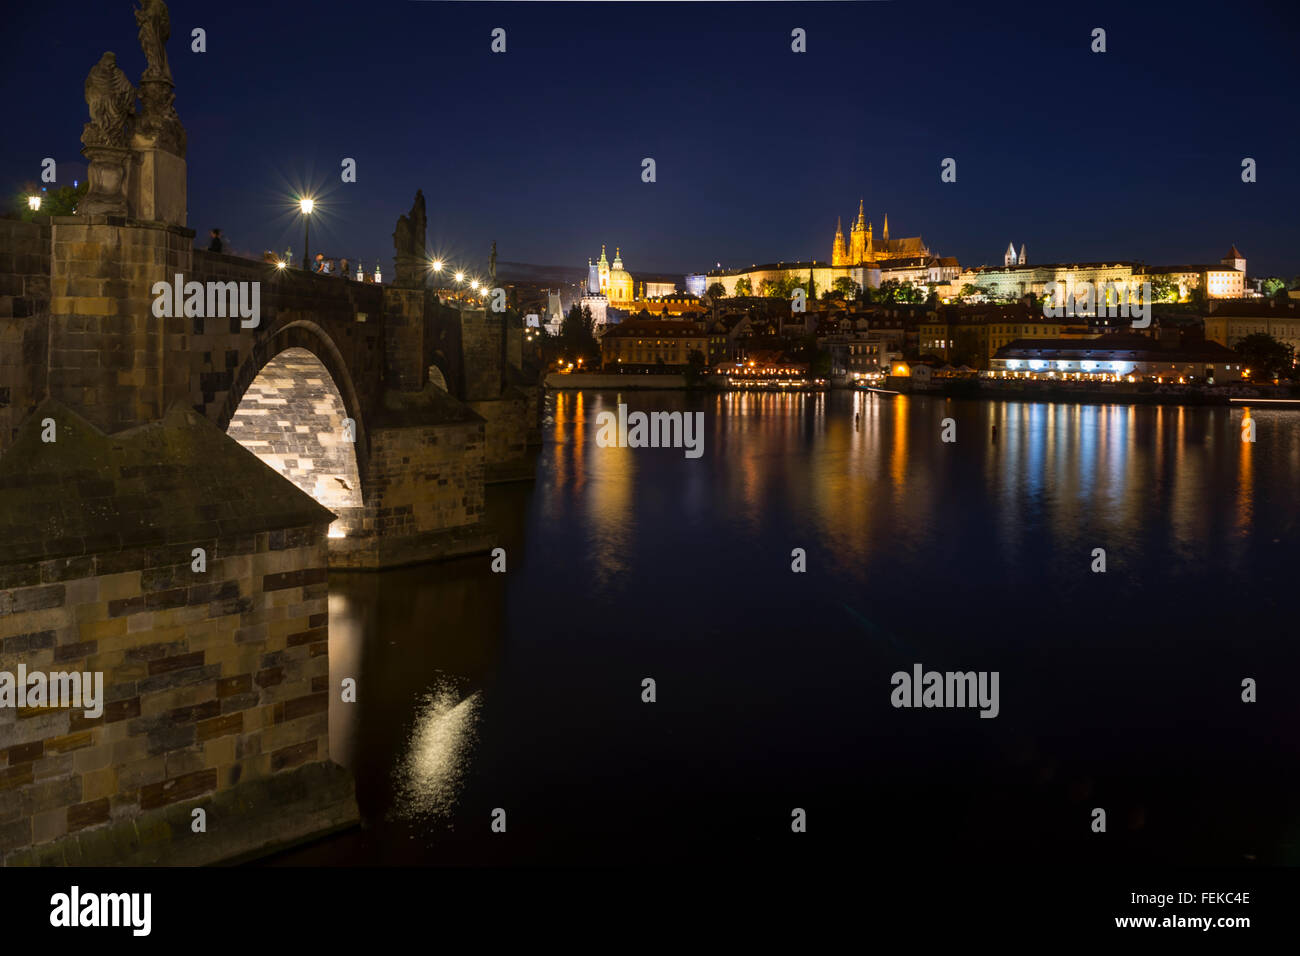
227, 346, 363, 538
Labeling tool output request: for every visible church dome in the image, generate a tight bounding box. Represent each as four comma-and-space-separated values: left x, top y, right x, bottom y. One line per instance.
608, 248, 633, 300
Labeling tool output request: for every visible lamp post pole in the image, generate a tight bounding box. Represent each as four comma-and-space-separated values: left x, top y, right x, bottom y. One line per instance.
300, 198, 315, 271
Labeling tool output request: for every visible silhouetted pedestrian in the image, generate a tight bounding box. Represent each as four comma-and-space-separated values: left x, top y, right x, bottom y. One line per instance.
208, 228, 224, 253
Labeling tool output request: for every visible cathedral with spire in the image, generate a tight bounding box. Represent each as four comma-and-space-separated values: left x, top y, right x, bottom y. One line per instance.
831, 200, 930, 266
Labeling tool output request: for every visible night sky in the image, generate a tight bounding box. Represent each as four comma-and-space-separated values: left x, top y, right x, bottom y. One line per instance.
4, 1, 1298, 277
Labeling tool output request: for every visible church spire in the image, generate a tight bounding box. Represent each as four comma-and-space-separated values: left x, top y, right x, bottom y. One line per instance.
883, 214, 889, 242
856, 198, 866, 228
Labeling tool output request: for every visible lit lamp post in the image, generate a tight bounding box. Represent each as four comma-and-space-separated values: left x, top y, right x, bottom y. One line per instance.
299, 198, 314, 270
27, 195, 41, 212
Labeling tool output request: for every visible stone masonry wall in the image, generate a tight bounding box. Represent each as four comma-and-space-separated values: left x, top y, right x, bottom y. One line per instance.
460, 308, 503, 402
47, 217, 193, 437
364, 420, 484, 539
189, 251, 385, 439
383, 287, 426, 392
468, 393, 529, 481
0, 529, 332, 861
0, 219, 51, 456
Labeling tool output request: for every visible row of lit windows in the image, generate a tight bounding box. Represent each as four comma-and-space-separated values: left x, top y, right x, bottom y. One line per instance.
922, 325, 1051, 337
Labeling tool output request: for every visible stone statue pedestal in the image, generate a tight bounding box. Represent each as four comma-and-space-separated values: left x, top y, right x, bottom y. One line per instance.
392, 254, 425, 289
129, 143, 186, 226
80, 146, 131, 217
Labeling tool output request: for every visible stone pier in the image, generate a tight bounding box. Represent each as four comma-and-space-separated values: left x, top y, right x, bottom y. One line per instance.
0, 402, 358, 864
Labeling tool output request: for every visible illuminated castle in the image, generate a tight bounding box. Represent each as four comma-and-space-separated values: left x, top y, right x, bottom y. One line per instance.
831, 200, 929, 266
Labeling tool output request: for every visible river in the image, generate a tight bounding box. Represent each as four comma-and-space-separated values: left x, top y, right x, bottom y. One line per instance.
267, 390, 1300, 865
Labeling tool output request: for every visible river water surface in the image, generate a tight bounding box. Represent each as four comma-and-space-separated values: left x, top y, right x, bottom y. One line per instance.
269, 390, 1300, 866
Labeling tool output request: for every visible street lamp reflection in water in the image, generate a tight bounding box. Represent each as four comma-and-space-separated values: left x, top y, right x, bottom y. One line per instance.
393, 684, 481, 820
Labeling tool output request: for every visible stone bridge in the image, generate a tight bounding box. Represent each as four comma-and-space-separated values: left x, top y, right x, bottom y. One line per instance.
0, 0, 536, 867
0, 206, 538, 568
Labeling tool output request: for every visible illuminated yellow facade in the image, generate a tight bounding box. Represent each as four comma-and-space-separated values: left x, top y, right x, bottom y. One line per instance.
831, 201, 929, 266
592, 245, 635, 307
918, 306, 1064, 367
601, 319, 709, 368
590, 245, 684, 311
1203, 300, 1300, 354
959, 247, 1247, 303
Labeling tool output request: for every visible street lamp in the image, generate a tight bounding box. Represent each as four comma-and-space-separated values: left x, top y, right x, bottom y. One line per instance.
432, 259, 443, 273
27, 195, 41, 211
299, 197, 314, 270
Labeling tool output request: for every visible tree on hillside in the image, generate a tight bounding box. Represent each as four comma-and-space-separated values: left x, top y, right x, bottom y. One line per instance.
1149, 277, 1179, 303
1234, 332, 1294, 380
706, 282, 727, 300
878, 279, 926, 305
833, 277, 860, 300
684, 348, 707, 386
734, 277, 753, 296
876, 279, 902, 303
559, 303, 598, 364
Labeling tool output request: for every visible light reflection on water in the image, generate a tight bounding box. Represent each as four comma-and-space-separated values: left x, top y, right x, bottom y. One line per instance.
392, 683, 481, 822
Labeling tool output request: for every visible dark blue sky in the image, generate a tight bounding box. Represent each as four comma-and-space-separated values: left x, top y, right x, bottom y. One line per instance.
4, 1, 1298, 277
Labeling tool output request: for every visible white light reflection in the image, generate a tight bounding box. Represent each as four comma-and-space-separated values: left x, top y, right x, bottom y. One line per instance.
392, 683, 481, 820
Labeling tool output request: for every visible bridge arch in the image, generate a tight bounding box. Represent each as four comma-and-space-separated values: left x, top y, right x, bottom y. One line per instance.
222, 321, 369, 539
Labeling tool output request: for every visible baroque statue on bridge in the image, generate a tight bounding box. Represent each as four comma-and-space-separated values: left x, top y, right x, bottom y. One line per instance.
80, 51, 136, 216
133, 0, 186, 156
81, 52, 136, 149
391, 190, 428, 287
135, 0, 173, 83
